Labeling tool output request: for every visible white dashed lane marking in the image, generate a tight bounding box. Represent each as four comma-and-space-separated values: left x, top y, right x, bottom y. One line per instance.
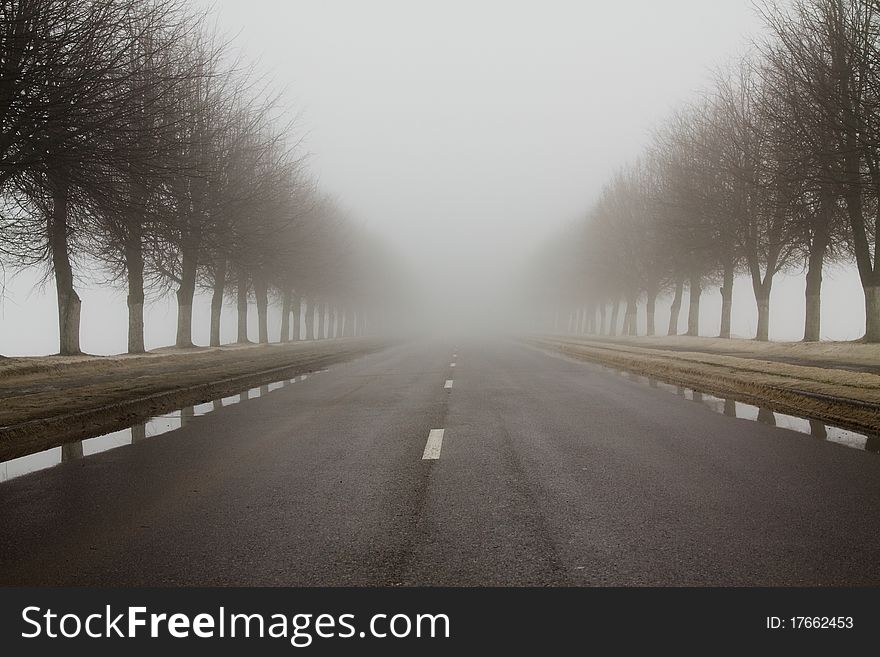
444, 380, 453, 389
422, 429, 445, 460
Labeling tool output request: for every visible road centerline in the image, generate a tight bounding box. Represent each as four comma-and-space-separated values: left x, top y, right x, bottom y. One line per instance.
422, 429, 445, 460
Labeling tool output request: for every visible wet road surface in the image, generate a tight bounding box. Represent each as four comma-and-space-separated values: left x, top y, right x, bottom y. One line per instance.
2, 339, 879, 585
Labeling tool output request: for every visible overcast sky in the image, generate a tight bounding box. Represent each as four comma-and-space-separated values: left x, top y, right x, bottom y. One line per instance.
2, 0, 868, 354
204, 0, 767, 302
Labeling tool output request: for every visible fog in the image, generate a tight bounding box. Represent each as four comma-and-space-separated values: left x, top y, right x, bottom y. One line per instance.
1, 0, 871, 355
218, 0, 768, 334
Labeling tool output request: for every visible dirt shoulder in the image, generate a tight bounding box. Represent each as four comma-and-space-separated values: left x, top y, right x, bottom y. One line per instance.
526, 335, 880, 436
548, 334, 880, 373
0, 338, 390, 462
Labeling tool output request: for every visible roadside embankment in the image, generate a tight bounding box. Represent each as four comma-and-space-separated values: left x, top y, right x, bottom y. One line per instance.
525, 335, 880, 436
0, 338, 390, 461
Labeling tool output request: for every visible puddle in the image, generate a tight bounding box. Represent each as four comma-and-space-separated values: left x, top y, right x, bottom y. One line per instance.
0, 368, 330, 483
604, 366, 878, 454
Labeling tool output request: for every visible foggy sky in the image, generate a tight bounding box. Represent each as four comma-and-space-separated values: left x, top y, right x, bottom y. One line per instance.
218, 0, 766, 313
2, 0, 868, 355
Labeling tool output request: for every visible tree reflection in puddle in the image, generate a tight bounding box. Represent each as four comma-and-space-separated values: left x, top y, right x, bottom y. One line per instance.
0, 368, 331, 483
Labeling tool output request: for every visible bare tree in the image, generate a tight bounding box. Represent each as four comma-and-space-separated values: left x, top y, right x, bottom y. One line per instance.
760, 0, 848, 341
713, 60, 800, 341
1, 0, 198, 355
88, 1, 206, 353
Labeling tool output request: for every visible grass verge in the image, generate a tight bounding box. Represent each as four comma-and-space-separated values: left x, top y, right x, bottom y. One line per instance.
526, 335, 880, 436
0, 338, 389, 462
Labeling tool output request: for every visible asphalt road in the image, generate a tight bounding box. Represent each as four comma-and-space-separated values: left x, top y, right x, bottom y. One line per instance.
2, 339, 879, 586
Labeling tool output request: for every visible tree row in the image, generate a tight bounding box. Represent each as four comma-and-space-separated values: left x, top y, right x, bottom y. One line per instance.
0, 0, 391, 355
534, 0, 880, 342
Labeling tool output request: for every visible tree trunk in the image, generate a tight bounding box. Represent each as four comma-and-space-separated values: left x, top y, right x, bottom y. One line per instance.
254, 276, 269, 344
719, 264, 734, 339
175, 246, 197, 348
624, 293, 637, 336
291, 295, 301, 340
587, 304, 596, 334
237, 269, 249, 343
280, 288, 291, 343
645, 289, 656, 337
305, 299, 315, 340
49, 173, 81, 356
864, 286, 880, 343
599, 303, 607, 336
124, 221, 145, 354
317, 303, 326, 340
753, 281, 772, 342
609, 299, 620, 337
667, 280, 683, 336
803, 198, 831, 342
755, 295, 770, 341
686, 274, 701, 337
804, 247, 824, 342
841, 133, 880, 342
342, 308, 351, 337
209, 260, 226, 347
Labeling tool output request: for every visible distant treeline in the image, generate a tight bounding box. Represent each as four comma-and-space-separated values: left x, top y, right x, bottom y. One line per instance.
0, 0, 397, 355
535, 0, 880, 342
